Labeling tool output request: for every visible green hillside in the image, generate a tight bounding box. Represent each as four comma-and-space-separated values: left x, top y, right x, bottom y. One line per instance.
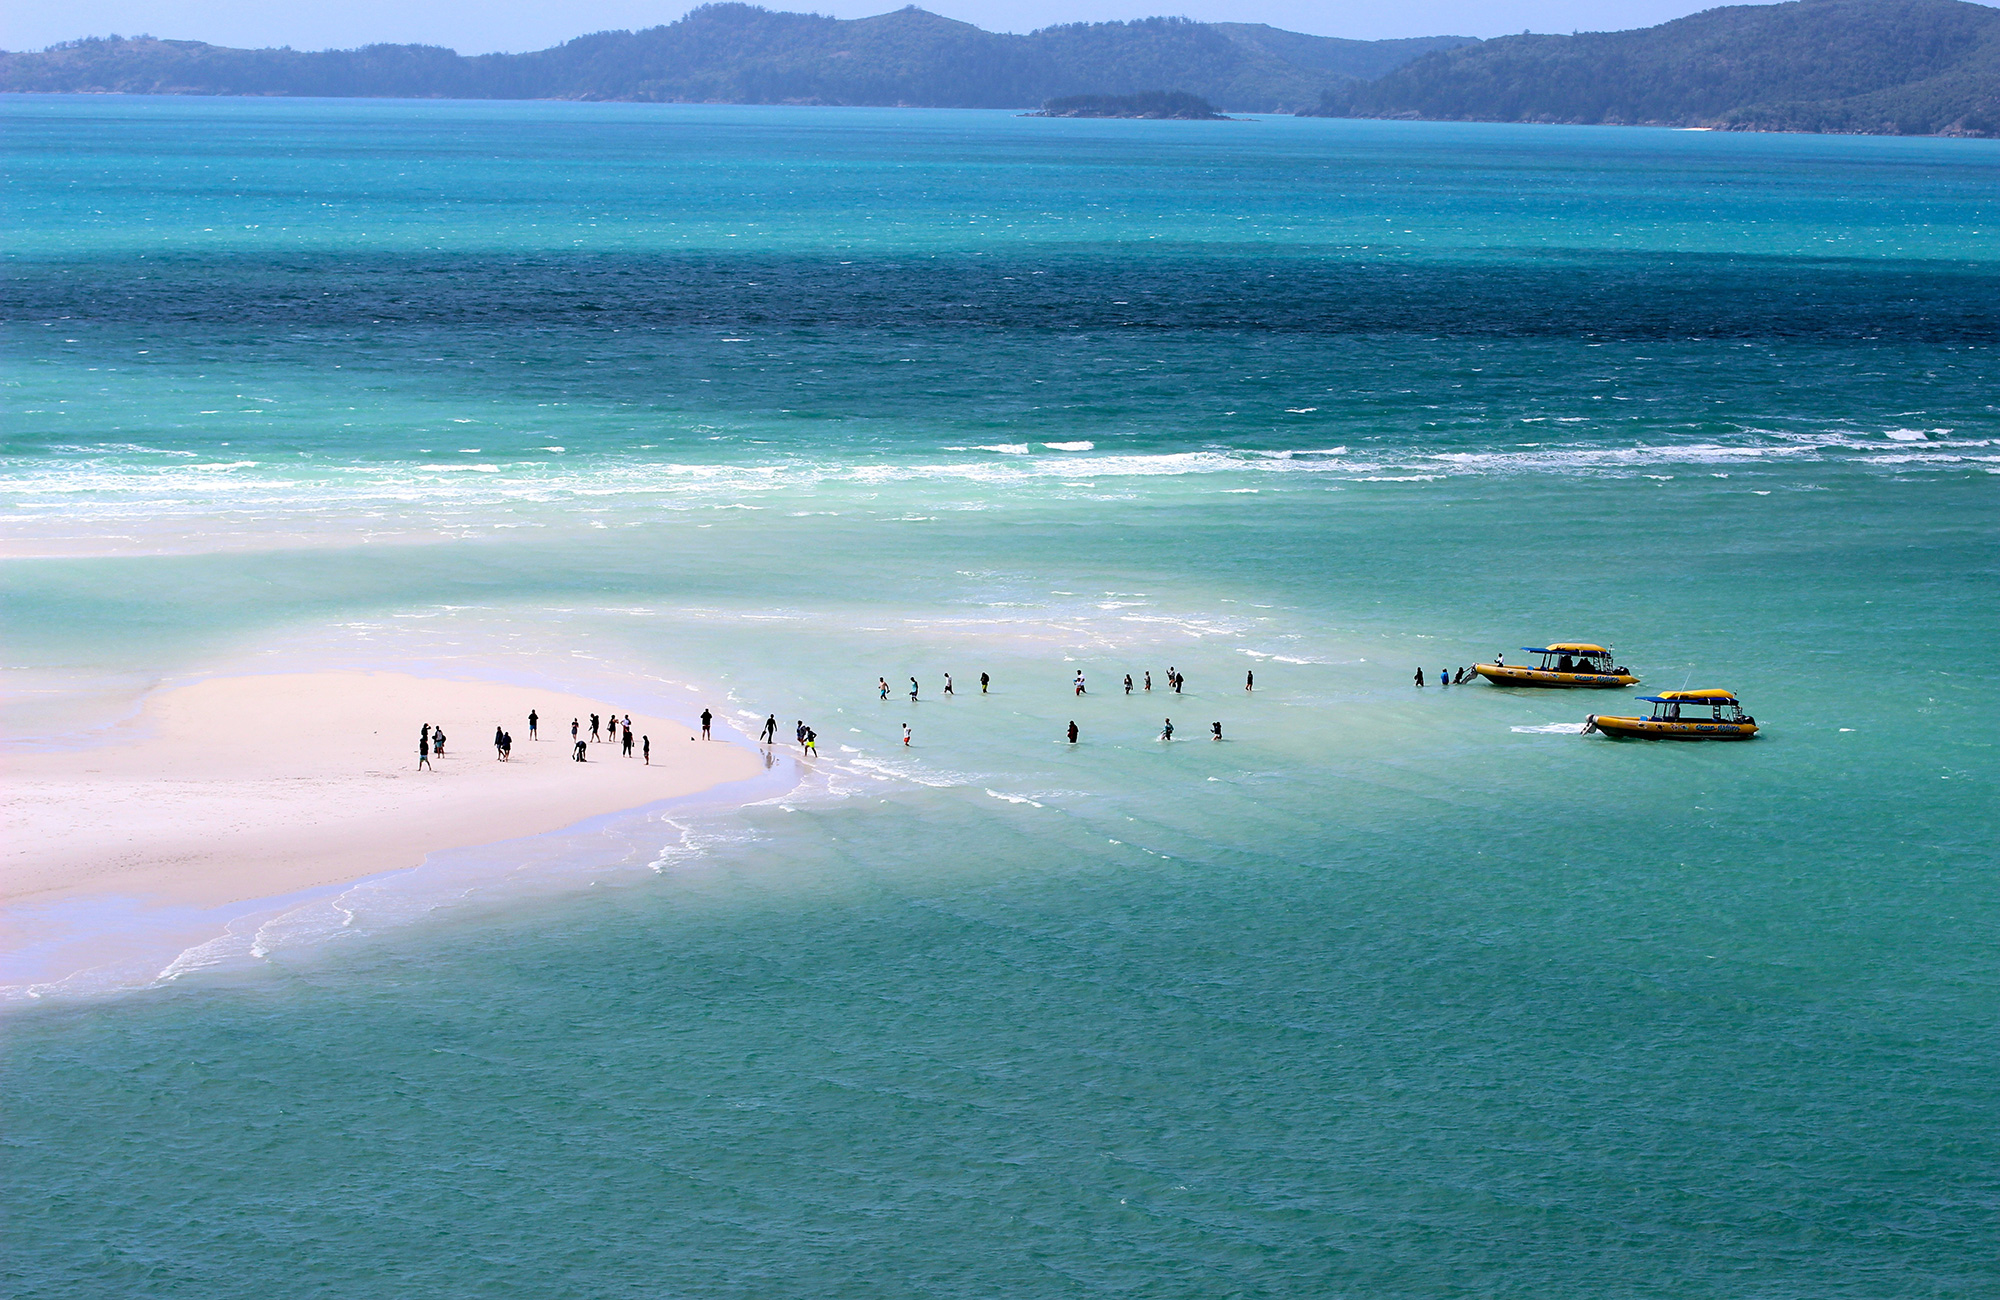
0, 6, 1475, 112
1309, 0, 2000, 135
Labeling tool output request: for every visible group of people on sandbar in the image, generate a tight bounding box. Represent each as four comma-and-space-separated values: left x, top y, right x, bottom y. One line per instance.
418, 660, 1253, 774
415, 722, 447, 769
562, 709, 656, 763
414, 704, 679, 769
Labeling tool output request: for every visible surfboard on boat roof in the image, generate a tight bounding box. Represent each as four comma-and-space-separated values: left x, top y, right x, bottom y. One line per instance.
1474, 643, 1638, 688
1585, 690, 1759, 740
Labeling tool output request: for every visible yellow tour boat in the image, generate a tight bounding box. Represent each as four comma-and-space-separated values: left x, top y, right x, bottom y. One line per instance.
1586, 690, 1759, 740
1474, 643, 1638, 688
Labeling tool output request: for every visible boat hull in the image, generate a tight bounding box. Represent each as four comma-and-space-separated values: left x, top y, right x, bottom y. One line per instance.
1586, 714, 1758, 740
1475, 664, 1637, 689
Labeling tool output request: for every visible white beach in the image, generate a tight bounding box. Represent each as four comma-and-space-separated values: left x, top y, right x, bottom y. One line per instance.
2, 671, 767, 912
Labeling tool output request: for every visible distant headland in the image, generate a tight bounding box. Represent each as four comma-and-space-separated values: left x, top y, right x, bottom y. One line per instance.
1302, 0, 2000, 137
0, 7, 1469, 115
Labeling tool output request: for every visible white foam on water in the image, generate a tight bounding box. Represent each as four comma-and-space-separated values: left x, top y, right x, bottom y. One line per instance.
1512, 722, 1590, 734
7, 429, 1984, 555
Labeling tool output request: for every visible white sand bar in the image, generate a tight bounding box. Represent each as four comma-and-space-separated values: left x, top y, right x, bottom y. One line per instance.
3, 671, 765, 910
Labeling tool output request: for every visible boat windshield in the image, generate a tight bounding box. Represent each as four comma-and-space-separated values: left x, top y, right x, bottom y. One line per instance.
1646, 698, 1747, 722
1534, 648, 1614, 672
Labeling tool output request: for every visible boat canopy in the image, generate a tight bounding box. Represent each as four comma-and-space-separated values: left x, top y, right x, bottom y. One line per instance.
1523, 644, 1610, 656
1658, 689, 1736, 701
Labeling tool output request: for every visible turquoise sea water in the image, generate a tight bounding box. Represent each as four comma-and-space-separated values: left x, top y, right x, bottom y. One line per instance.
3, 97, 1998, 1296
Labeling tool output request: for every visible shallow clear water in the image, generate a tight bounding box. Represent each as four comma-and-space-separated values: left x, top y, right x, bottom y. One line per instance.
3, 96, 1997, 1297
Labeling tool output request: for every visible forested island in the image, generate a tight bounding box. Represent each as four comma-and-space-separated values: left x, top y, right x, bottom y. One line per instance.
1305, 0, 1999, 136
1032, 91, 1228, 118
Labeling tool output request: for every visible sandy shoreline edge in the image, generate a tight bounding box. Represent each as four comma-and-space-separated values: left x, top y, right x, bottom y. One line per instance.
3, 670, 779, 989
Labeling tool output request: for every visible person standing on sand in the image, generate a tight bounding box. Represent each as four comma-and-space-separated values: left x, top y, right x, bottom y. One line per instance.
495, 725, 506, 759
528, 709, 538, 740
624, 713, 633, 736
418, 736, 433, 770
433, 726, 446, 755
643, 735, 650, 765
572, 718, 580, 742
590, 714, 600, 742
700, 708, 713, 739
762, 714, 777, 744
804, 728, 818, 756
421, 723, 431, 747
623, 727, 635, 757
501, 730, 512, 760
1067, 721, 1078, 744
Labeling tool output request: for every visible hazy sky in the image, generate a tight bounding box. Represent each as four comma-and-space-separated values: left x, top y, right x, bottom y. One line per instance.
4, 1, 1748, 54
